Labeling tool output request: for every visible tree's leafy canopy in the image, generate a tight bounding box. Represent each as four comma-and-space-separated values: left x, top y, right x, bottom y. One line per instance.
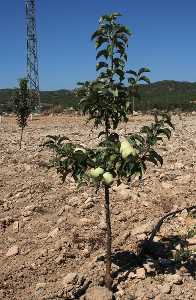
12, 78, 32, 128
44, 114, 174, 187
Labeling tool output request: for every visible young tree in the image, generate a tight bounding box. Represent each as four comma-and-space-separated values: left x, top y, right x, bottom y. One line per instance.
127, 68, 151, 114
13, 78, 32, 149
44, 13, 174, 290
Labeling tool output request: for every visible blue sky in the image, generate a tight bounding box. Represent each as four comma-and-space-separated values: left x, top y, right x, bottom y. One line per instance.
1, 0, 196, 90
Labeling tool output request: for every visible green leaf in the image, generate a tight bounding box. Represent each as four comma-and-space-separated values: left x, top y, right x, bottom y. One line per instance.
157, 128, 171, 139
139, 76, 150, 84
96, 37, 108, 49
138, 67, 151, 75
126, 70, 138, 77
91, 30, 102, 40
96, 62, 108, 71
149, 149, 163, 166
111, 12, 122, 18
96, 49, 109, 60
115, 69, 125, 81
117, 26, 132, 36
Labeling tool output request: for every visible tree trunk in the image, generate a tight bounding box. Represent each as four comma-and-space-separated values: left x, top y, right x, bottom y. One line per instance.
104, 185, 113, 290
132, 96, 135, 115
19, 127, 24, 150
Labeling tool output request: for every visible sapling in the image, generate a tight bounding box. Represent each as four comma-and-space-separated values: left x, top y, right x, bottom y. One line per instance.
127, 68, 150, 114
44, 13, 174, 290
13, 78, 32, 149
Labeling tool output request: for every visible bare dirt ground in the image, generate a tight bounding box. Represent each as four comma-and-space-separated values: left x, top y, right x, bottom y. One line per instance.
0, 113, 195, 300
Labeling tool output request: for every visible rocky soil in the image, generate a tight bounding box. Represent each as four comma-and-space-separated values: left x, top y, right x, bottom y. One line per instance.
0, 113, 195, 300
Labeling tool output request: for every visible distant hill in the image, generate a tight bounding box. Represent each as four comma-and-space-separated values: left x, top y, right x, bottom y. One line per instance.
0, 80, 196, 113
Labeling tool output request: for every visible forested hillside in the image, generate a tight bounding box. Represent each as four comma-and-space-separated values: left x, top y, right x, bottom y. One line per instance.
1, 80, 196, 113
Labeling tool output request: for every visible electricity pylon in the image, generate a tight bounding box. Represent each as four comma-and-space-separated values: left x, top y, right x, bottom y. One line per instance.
25, 0, 40, 110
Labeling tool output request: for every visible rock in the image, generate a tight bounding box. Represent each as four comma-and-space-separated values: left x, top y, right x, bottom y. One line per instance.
22, 205, 36, 217
57, 217, 67, 225
54, 240, 64, 250
24, 164, 31, 172
143, 261, 155, 273
84, 286, 113, 300
113, 183, 129, 192
187, 236, 196, 248
131, 222, 152, 235
83, 198, 94, 209
48, 227, 60, 238
62, 272, 78, 286
136, 267, 146, 279
128, 272, 137, 279
80, 218, 94, 226
13, 221, 19, 233
62, 272, 86, 296
35, 282, 46, 294
166, 274, 183, 285
55, 253, 66, 264
6, 245, 19, 257
160, 284, 171, 294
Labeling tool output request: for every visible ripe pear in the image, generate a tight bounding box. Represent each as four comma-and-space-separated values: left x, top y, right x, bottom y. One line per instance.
103, 172, 114, 185
90, 167, 104, 178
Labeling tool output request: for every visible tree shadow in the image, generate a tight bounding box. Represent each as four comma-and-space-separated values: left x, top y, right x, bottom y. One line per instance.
140, 235, 195, 277
111, 234, 195, 292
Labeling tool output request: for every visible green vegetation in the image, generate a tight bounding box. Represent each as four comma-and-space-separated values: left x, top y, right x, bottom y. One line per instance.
44, 13, 174, 290
1, 80, 196, 114
12, 78, 32, 149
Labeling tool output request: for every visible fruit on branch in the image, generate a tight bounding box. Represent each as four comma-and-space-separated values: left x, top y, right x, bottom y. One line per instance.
103, 172, 114, 185
90, 167, 104, 178
120, 139, 137, 159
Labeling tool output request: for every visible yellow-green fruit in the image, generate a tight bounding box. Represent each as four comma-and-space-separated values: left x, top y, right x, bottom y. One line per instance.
74, 147, 86, 153
90, 167, 104, 178
120, 140, 137, 159
103, 172, 113, 185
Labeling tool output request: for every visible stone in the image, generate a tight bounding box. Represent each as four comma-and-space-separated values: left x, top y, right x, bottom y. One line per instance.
55, 253, 66, 264
35, 282, 46, 292
83, 198, 94, 209
160, 284, 171, 294
136, 267, 146, 279
128, 272, 137, 279
62, 272, 78, 286
98, 217, 106, 230
166, 274, 183, 285
84, 286, 113, 300
80, 218, 94, 226
113, 183, 129, 192
187, 237, 196, 246
117, 189, 131, 200
143, 261, 155, 273
131, 222, 152, 235
6, 245, 19, 257
57, 217, 67, 225
13, 221, 19, 233
48, 227, 60, 238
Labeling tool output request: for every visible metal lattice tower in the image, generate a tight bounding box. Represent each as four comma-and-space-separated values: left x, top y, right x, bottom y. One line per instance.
25, 0, 40, 109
